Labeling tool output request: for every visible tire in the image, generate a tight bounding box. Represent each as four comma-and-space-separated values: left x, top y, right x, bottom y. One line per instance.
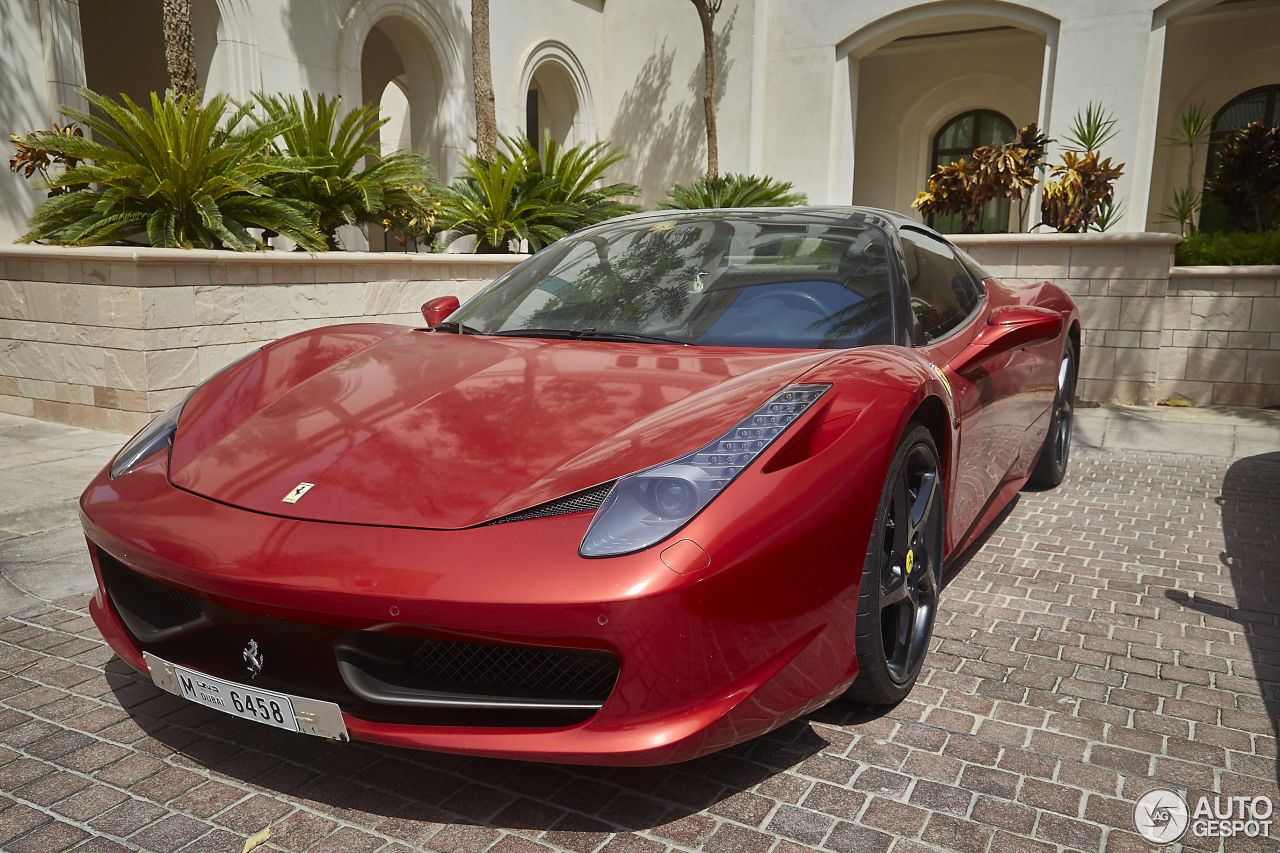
1028, 339, 1077, 489
846, 424, 943, 705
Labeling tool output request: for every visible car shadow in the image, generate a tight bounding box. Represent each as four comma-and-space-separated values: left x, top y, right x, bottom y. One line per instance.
1163, 450, 1280, 790
104, 658, 831, 837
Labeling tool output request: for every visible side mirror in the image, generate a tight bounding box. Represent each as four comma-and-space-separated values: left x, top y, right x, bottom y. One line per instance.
421, 296, 460, 329
953, 305, 1063, 374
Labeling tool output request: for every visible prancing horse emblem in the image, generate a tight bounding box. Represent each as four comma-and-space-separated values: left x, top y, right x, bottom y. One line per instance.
243, 639, 264, 679
282, 482, 315, 504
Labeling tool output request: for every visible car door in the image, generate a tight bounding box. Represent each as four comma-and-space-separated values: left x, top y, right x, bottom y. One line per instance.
900, 228, 1023, 542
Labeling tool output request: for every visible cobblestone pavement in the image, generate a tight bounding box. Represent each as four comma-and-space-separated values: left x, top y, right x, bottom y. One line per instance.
1, 419, 1278, 851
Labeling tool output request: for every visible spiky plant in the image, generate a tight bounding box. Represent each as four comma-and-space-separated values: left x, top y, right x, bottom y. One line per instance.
18, 88, 325, 251
251, 92, 436, 249
659, 173, 807, 209
436, 150, 578, 252
510, 133, 641, 228
436, 133, 638, 252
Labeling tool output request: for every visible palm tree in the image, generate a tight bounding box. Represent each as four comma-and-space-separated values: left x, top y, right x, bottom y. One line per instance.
471, 0, 497, 162
162, 0, 197, 97
690, 0, 724, 179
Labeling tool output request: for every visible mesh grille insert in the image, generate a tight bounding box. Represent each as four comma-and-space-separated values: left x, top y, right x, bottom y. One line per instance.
482, 482, 614, 526
410, 639, 619, 701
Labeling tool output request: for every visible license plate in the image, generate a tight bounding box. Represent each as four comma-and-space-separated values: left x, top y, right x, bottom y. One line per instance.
144, 652, 348, 741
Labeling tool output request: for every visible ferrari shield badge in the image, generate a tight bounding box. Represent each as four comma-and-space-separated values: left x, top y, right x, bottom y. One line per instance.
906, 549, 914, 575
282, 482, 315, 504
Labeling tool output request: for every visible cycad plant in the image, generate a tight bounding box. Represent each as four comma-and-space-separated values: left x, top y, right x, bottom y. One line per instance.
18, 88, 326, 250
251, 92, 436, 249
436, 133, 639, 252
659, 173, 807, 209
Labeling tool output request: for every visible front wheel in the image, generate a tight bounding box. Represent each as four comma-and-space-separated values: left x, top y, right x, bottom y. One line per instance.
845, 424, 943, 705
1028, 339, 1077, 489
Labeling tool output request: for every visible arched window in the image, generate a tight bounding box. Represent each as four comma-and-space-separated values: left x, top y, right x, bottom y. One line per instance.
928, 110, 1016, 234
1201, 85, 1279, 231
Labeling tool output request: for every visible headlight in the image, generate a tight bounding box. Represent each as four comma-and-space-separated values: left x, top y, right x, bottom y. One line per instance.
108, 348, 261, 480
108, 392, 192, 479
580, 384, 830, 557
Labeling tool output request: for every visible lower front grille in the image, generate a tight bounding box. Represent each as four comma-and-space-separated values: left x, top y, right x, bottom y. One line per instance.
411, 638, 618, 702
95, 546, 618, 727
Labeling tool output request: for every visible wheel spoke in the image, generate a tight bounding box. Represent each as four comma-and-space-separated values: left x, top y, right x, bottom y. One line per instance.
908, 468, 937, 537
880, 566, 909, 605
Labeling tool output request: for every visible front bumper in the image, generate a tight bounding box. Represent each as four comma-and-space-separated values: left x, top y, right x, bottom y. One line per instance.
81, 452, 869, 765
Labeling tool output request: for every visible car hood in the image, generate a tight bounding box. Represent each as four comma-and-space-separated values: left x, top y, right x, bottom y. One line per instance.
170, 331, 837, 529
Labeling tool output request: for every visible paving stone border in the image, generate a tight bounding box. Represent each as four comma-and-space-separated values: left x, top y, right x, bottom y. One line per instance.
1, 445, 1277, 852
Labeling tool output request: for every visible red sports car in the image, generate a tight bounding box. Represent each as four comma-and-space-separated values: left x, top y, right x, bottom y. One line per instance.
82, 208, 1079, 765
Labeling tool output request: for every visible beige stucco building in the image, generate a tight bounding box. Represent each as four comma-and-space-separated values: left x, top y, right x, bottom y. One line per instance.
2, 0, 1278, 246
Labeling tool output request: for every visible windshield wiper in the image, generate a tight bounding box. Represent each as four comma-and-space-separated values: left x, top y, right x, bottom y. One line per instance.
431, 321, 484, 335
493, 328, 689, 345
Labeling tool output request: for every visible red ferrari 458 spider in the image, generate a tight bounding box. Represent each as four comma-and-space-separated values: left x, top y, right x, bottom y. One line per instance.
82, 207, 1079, 765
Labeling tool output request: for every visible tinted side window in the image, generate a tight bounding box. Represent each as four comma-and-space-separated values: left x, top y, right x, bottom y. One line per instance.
899, 229, 984, 344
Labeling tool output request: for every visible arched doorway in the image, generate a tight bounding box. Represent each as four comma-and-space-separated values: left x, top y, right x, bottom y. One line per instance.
842, 5, 1056, 218
519, 42, 594, 153
339, 0, 466, 183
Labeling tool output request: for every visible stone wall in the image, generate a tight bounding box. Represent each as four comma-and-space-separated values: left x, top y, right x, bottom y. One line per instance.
1159, 267, 1280, 407
0, 246, 521, 434
2, 237, 1278, 434
953, 233, 1280, 408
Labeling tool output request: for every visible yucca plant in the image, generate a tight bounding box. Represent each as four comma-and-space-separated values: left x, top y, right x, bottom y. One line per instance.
1159, 102, 1210, 235
1040, 104, 1125, 233
436, 133, 639, 252
251, 92, 436, 249
17, 88, 325, 251
659, 173, 807, 209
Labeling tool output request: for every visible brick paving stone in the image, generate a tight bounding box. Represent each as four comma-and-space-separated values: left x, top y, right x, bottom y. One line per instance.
6, 819, 89, 853
825, 821, 894, 853
0, 446, 1275, 851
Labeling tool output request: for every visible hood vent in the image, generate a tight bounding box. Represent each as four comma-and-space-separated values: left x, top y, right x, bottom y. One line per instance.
481, 482, 615, 527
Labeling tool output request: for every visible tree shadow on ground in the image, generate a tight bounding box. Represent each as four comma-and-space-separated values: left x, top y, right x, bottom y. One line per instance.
1165, 450, 1280, 791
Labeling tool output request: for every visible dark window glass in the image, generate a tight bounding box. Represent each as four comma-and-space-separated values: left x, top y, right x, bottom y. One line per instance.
929, 110, 1016, 234
900, 229, 983, 345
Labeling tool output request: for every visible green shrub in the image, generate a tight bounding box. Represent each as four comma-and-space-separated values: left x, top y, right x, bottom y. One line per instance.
436, 133, 639, 253
18, 88, 326, 251
1175, 229, 1280, 266
659, 173, 806, 209
250, 92, 436, 249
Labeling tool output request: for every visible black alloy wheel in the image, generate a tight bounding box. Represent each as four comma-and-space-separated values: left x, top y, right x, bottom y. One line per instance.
1029, 339, 1077, 488
847, 423, 943, 705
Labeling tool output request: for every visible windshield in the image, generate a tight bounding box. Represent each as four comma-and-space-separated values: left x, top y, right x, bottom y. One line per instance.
451, 214, 896, 349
